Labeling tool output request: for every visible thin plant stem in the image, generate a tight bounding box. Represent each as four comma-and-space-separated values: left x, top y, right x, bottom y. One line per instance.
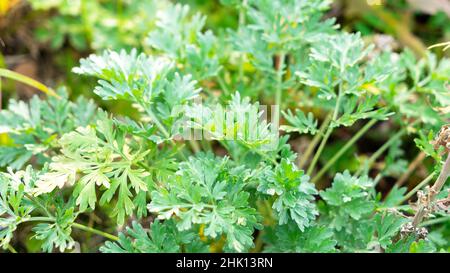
20, 216, 119, 241
412, 153, 450, 228
218, 140, 238, 162
80, 0, 93, 44
24, 193, 53, 218
19, 216, 119, 241
0, 68, 60, 98
395, 151, 426, 187
142, 104, 187, 160
117, 0, 124, 31
216, 74, 231, 96
72, 223, 119, 242
0, 74, 2, 110
20, 216, 55, 223
7, 244, 17, 253
307, 82, 343, 176
298, 113, 332, 169
397, 172, 436, 205
201, 139, 212, 151
430, 153, 450, 193
237, 0, 247, 83
312, 119, 377, 183
420, 215, 450, 227
373, 173, 383, 185
144, 107, 171, 139
137, 162, 153, 173
251, 230, 265, 253
273, 52, 285, 131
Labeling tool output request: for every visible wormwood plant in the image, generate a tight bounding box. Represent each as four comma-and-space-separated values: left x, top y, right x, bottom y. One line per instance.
1, 0, 449, 253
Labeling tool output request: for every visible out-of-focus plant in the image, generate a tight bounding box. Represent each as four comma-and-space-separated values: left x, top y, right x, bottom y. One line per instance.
29, 0, 168, 51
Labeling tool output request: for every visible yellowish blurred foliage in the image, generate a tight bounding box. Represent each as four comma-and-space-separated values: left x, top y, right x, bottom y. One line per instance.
0, 133, 11, 145
0, 0, 21, 16
361, 83, 381, 95
209, 236, 226, 253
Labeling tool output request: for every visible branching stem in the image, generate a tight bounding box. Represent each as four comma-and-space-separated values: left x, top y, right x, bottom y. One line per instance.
312, 119, 377, 183
412, 154, 450, 228
299, 113, 332, 169
397, 172, 436, 205
307, 81, 343, 176
20, 216, 119, 242
355, 127, 407, 177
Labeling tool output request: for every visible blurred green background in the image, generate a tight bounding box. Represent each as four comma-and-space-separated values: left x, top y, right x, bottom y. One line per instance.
0, 0, 448, 114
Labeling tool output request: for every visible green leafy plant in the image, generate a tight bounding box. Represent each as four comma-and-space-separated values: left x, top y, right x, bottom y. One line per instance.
1, 0, 449, 253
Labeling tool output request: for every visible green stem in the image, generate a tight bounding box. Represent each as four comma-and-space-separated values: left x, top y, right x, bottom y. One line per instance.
218, 140, 232, 155
263, 199, 275, 225
137, 162, 152, 173
72, 223, 119, 242
420, 215, 450, 227
0, 73, 2, 110
117, 0, 124, 31
254, 148, 278, 165
145, 107, 170, 139
216, 74, 231, 97
201, 138, 212, 151
241, 142, 278, 165
428, 41, 450, 50
312, 119, 378, 183
307, 87, 343, 176
431, 153, 450, 194
298, 113, 332, 169
189, 140, 201, 153
20, 217, 119, 241
7, 244, 18, 253
238, 0, 247, 83
374, 172, 383, 185
0, 68, 59, 98
274, 53, 285, 129
25, 193, 53, 218
20, 216, 54, 224
251, 230, 264, 253
355, 127, 407, 177
368, 4, 426, 57
306, 125, 332, 176
397, 172, 436, 205
142, 104, 187, 160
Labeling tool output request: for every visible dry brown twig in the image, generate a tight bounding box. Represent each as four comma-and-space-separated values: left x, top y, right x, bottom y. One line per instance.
404, 125, 450, 238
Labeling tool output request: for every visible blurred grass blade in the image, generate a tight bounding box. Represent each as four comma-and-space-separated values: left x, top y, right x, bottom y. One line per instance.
0, 68, 60, 98
428, 41, 450, 51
